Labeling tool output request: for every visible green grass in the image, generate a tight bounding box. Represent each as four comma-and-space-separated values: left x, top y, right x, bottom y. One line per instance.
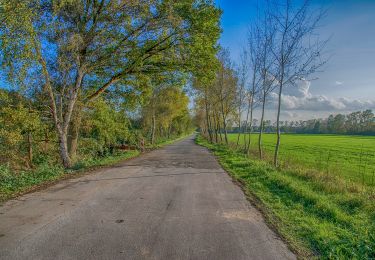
228, 133, 375, 187
197, 135, 375, 259
0, 133, 192, 203
0, 150, 139, 203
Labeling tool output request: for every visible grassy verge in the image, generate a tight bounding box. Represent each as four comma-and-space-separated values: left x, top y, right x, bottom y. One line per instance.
0, 150, 139, 203
196, 135, 375, 259
145, 132, 194, 149
0, 134, 191, 203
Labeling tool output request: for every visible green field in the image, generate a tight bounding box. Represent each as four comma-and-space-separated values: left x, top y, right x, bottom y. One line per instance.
228, 133, 375, 186
197, 135, 375, 259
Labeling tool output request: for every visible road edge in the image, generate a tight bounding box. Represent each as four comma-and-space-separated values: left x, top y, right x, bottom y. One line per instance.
194, 135, 311, 259
0, 134, 192, 205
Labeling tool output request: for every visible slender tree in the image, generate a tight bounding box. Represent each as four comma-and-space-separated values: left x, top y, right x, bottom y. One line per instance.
243, 23, 262, 155
216, 49, 237, 145
235, 50, 248, 148
271, 0, 328, 167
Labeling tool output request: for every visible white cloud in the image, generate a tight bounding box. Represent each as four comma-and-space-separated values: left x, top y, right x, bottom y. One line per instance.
335, 81, 344, 86
280, 111, 299, 119
268, 80, 375, 112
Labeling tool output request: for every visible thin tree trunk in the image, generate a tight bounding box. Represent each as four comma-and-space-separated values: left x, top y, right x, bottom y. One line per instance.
213, 113, 218, 143
220, 103, 228, 145
236, 110, 241, 148
243, 98, 251, 152
204, 91, 213, 142
223, 120, 228, 145
59, 130, 71, 168
214, 112, 220, 143
208, 113, 213, 141
217, 121, 222, 143
58, 72, 84, 168
246, 92, 255, 155
211, 113, 218, 143
274, 81, 283, 167
258, 91, 266, 159
151, 111, 156, 145
218, 60, 228, 145
246, 70, 257, 154
27, 131, 33, 168
33, 35, 72, 168
168, 125, 171, 138
68, 103, 82, 162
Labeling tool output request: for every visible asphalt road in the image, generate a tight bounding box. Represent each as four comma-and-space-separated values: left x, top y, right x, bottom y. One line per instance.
0, 136, 295, 260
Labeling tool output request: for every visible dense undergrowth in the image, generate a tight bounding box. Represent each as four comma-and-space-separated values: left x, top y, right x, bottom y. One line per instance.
0, 135, 189, 203
196, 135, 375, 259
0, 150, 139, 203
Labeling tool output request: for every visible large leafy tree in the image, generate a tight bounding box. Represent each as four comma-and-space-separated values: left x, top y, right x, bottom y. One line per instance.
79, 97, 130, 156
0, 0, 221, 167
142, 72, 190, 144
194, 48, 237, 145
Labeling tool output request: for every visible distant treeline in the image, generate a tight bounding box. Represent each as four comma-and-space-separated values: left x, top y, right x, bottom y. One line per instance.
231, 110, 375, 135
281, 110, 375, 135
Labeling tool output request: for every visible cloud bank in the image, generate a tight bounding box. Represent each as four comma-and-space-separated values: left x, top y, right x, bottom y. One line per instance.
269, 80, 375, 112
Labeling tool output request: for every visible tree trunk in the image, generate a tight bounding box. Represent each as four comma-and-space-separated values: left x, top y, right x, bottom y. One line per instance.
218, 127, 222, 142
33, 33, 85, 169
223, 120, 228, 145
168, 124, 171, 138
27, 132, 33, 168
274, 82, 283, 167
243, 96, 250, 152
204, 89, 213, 142
151, 112, 156, 145
215, 112, 221, 143
258, 91, 266, 159
59, 130, 72, 168
68, 104, 82, 162
207, 111, 213, 142
236, 109, 241, 148
246, 92, 255, 155
212, 113, 218, 143
220, 103, 228, 145
59, 73, 83, 167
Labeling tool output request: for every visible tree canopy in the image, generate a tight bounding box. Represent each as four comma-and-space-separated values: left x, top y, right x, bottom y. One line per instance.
1, 0, 221, 99
0, 0, 221, 167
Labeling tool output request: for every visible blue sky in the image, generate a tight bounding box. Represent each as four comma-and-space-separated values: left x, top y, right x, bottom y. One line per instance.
216, 0, 375, 119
